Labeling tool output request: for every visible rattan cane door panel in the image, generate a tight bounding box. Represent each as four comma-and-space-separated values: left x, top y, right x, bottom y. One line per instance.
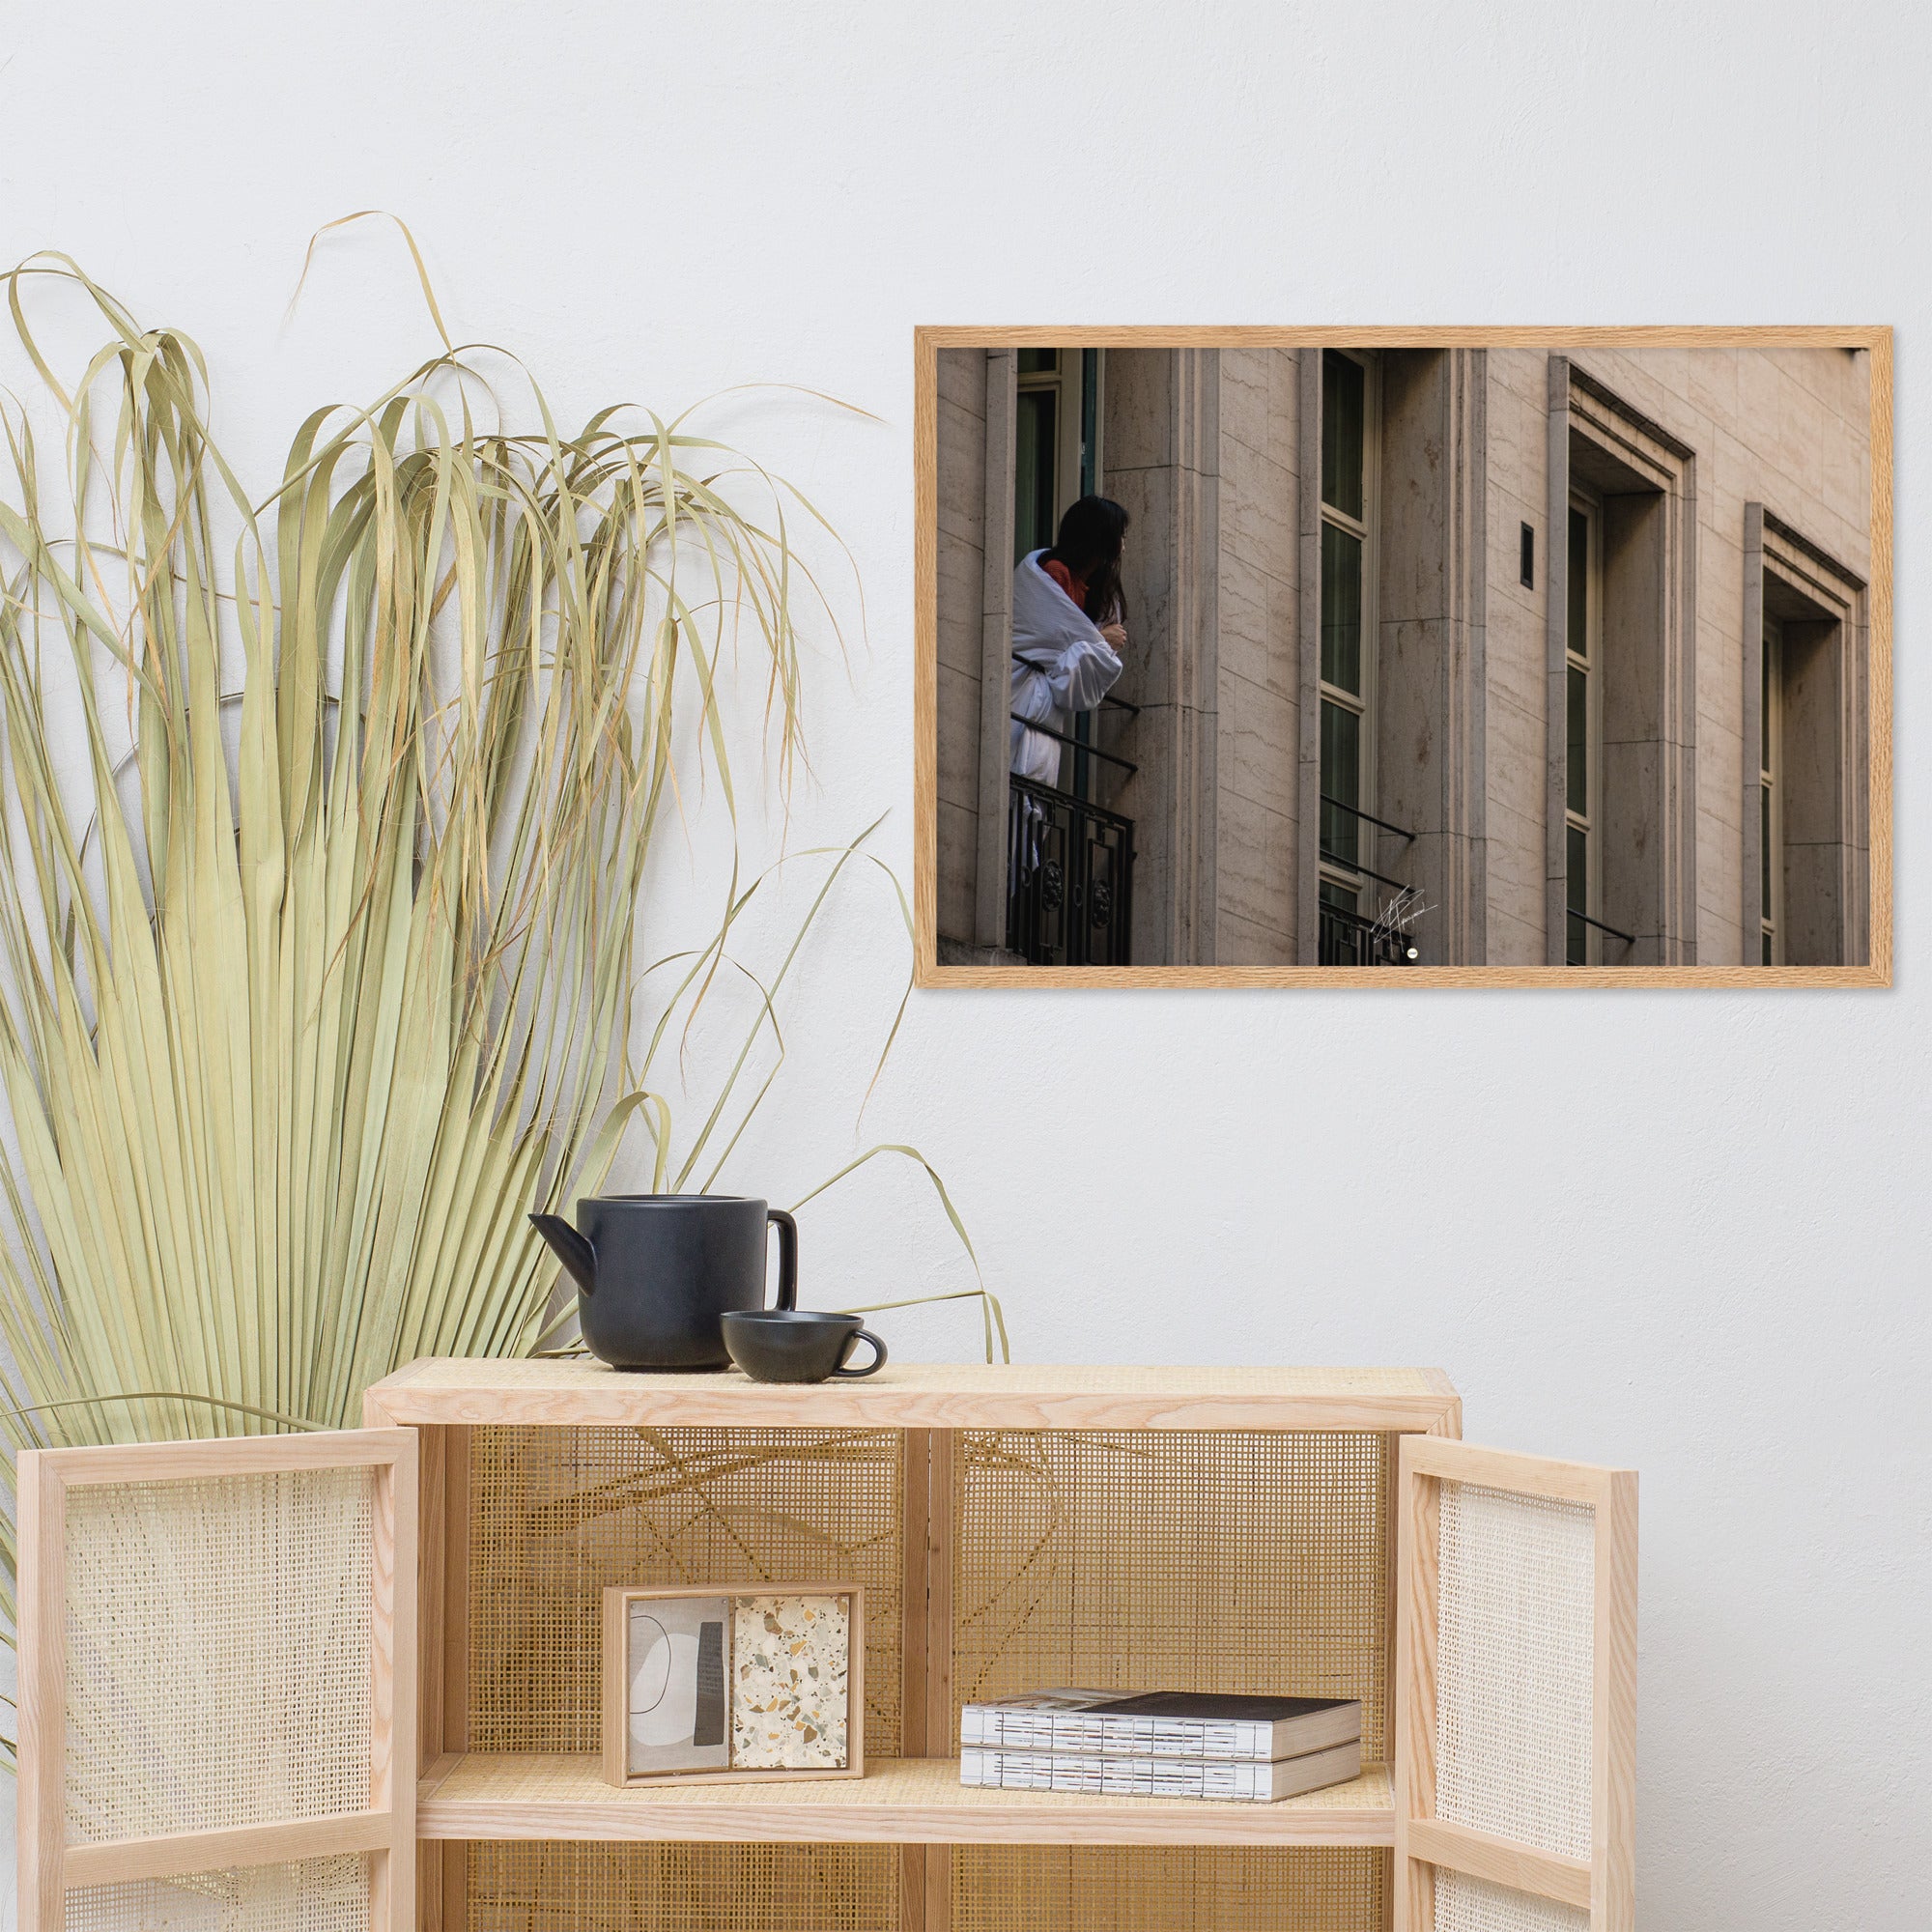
1430, 1870, 1589, 1932
1394, 1440, 1637, 1932
14, 1432, 415, 1932
62, 1467, 377, 1843
1435, 1484, 1595, 1861
63, 1856, 374, 1932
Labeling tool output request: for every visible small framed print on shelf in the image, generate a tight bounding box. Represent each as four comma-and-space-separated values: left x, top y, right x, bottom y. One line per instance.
601, 1583, 865, 1787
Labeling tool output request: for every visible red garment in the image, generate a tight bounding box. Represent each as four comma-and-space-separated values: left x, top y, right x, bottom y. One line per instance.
1041, 556, 1090, 615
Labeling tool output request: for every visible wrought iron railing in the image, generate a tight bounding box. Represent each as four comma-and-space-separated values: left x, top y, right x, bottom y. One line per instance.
1007, 775, 1134, 966
1319, 898, 1418, 967
1317, 795, 1420, 965
1566, 905, 1637, 965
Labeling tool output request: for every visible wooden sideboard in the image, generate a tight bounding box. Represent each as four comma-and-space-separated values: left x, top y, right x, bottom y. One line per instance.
16, 1360, 1634, 1932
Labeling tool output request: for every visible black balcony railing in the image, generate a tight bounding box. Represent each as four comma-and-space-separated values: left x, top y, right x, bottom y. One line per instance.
1316, 792, 1421, 966
1007, 775, 1134, 966
1319, 897, 1417, 967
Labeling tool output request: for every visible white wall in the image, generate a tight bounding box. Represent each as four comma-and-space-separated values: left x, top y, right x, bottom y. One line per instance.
3, 2, 1927, 1925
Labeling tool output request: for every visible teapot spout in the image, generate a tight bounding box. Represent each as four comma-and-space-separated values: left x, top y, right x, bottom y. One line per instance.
529, 1212, 598, 1296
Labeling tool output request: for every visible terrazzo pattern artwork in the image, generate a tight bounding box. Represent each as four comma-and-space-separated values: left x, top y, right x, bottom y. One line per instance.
730, 1594, 851, 1770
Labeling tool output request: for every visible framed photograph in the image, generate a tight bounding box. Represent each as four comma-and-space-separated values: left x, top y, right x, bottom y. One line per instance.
914, 327, 1892, 987
601, 1583, 865, 1787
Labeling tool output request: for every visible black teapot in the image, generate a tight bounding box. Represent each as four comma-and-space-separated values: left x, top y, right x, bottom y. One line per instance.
529, 1194, 797, 1371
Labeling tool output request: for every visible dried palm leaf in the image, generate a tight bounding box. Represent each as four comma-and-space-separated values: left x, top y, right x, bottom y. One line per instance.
0, 238, 999, 1768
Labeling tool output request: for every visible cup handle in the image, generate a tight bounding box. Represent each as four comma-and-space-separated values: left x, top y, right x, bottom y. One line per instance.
832, 1328, 887, 1378
767, 1208, 798, 1311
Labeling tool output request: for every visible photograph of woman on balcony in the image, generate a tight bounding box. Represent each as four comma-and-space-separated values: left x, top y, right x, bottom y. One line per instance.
927, 335, 1882, 977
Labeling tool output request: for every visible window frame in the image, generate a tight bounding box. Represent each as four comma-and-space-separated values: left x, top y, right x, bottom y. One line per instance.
1760, 614, 1785, 965
1565, 488, 1605, 966
1012, 354, 1061, 564
1013, 349, 1090, 561
1318, 348, 1380, 914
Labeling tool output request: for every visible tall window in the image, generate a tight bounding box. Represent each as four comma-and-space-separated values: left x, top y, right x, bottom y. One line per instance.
1013, 349, 1098, 561
1320, 350, 1376, 917
1565, 497, 1603, 964
1760, 617, 1784, 964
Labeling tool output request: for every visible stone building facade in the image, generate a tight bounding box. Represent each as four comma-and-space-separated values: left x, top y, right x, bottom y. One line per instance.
933, 341, 1871, 968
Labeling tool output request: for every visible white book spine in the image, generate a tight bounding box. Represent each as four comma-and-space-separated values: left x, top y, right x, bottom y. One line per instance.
957, 1708, 1279, 1760
959, 1747, 1282, 1802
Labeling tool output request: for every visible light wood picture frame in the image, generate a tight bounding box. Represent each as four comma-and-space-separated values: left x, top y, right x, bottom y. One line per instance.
601, 1582, 867, 1788
1394, 1435, 1638, 1931
15, 1428, 417, 1932
914, 325, 1891, 987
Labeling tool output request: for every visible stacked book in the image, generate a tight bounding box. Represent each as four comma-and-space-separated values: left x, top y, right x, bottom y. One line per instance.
958, 1689, 1362, 1804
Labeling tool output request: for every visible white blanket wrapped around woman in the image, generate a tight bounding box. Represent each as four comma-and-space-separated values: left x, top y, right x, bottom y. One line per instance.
1009, 550, 1123, 784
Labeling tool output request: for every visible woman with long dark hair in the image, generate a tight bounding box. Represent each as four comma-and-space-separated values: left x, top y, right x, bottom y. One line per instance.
1009, 495, 1130, 782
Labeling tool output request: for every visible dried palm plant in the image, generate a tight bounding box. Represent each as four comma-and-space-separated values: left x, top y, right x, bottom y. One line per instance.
0, 237, 999, 1766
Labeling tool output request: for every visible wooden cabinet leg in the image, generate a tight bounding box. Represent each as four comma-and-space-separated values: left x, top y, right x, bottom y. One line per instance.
418, 1842, 466, 1932
924, 1844, 952, 1932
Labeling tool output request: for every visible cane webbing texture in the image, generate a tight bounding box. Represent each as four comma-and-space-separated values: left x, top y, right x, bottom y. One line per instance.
466, 1841, 897, 1932
1433, 1869, 1589, 1932
1435, 1481, 1595, 1861
63, 1855, 370, 1932
468, 1426, 902, 1756
952, 1847, 1387, 1932
63, 1469, 375, 1842
952, 1431, 1393, 1758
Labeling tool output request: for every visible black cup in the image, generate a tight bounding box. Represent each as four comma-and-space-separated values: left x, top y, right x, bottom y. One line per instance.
721, 1310, 888, 1383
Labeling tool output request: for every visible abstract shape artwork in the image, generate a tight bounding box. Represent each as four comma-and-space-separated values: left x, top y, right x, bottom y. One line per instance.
626, 1596, 731, 1775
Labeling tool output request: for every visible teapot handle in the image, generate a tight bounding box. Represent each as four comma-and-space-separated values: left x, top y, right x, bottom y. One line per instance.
767, 1208, 798, 1311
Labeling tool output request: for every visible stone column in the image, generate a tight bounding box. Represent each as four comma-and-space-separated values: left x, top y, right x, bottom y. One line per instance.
973, 350, 1018, 951
1373, 348, 1488, 964
1102, 347, 1220, 967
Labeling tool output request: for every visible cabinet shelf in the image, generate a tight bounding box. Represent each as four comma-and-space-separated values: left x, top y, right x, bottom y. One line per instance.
415, 1752, 1396, 1848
